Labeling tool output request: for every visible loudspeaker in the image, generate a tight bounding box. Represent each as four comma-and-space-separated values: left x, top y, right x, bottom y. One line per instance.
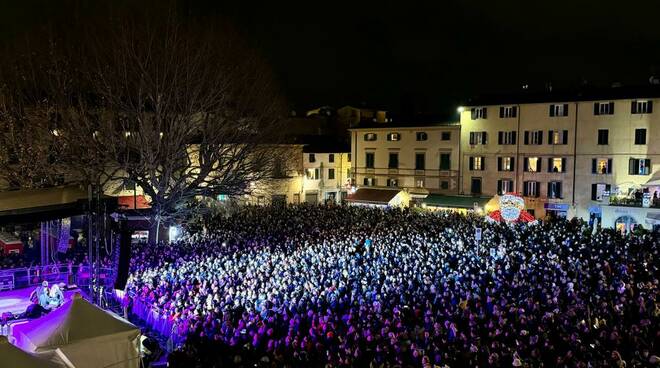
114, 221, 133, 290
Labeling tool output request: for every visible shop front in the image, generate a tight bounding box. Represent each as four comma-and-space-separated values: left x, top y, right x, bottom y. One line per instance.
544, 203, 570, 218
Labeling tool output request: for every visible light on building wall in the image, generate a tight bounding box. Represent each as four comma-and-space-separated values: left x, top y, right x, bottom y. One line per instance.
51, 129, 60, 136
168, 226, 180, 243
457, 106, 465, 113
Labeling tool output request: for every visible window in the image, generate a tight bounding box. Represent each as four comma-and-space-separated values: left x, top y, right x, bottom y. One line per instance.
328, 168, 335, 180
439, 153, 451, 171
363, 177, 376, 186
524, 157, 541, 172
387, 178, 398, 187
634, 128, 647, 145
497, 157, 515, 172
498, 131, 517, 145
415, 153, 425, 170
471, 107, 487, 120
631, 100, 653, 114
309, 153, 316, 163
306, 168, 320, 180
547, 157, 566, 173
470, 177, 482, 194
499, 106, 518, 118
523, 181, 539, 197
592, 158, 613, 174
594, 102, 614, 115
629, 158, 651, 175
591, 183, 612, 201
469, 131, 488, 145
347, 153, 351, 162
386, 132, 401, 141
469, 156, 485, 171
549, 103, 569, 117
548, 181, 563, 199
272, 161, 286, 178
329, 154, 335, 163
597, 129, 609, 145
548, 130, 569, 145
364, 133, 377, 141
416, 132, 428, 141
440, 181, 449, 190
365, 152, 375, 169
497, 179, 514, 195
388, 152, 399, 169
524, 130, 543, 145
415, 178, 425, 188
441, 131, 451, 141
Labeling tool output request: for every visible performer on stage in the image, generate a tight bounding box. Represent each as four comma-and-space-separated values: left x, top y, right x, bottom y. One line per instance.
48, 284, 64, 309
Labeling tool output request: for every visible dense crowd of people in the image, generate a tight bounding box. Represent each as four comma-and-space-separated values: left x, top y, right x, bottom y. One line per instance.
126, 204, 659, 367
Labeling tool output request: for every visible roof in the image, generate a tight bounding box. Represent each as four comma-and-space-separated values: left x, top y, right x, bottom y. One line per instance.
346, 188, 401, 204
0, 336, 63, 368
350, 121, 459, 130
423, 194, 491, 209
464, 84, 660, 107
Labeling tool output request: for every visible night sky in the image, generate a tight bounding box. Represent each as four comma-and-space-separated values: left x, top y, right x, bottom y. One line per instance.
3, 0, 660, 118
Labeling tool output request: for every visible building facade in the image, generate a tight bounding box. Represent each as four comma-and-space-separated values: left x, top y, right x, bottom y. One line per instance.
460, 88, 660, 224
349, 124, 461, 201
302, 149, 352, 204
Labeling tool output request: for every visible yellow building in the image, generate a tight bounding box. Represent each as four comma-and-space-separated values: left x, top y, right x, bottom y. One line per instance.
302, 143, 351, 204
460, 86, 660, 225
349, 122, 461, 206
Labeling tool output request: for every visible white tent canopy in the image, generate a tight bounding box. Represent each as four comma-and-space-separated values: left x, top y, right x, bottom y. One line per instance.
1, 335, 64, 368
12, 293, 141, 368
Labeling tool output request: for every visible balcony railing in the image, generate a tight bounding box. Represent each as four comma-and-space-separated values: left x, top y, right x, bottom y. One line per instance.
608, 197, 660, 208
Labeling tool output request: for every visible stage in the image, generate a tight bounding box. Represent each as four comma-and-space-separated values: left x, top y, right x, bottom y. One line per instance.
0, 286, 81, 316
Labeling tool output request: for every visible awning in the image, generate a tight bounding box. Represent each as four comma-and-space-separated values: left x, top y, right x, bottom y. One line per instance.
423, 194, 491, 209
645, 211, 660, 225
642, 171, 660, 187
346, 188, 401, 205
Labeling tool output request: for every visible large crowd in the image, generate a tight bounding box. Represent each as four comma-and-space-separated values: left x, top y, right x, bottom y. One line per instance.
126, 205, 659, 367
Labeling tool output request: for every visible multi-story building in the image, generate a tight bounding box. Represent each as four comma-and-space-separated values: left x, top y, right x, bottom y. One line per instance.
349, 122, 461, 204
460, 86, 660, 227
302, 143, 351, 204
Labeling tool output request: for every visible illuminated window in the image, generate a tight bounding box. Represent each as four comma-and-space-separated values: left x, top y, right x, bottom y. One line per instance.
363, 177, 376, 186
386, 132, 401, 141
591, 183, 611, 201
525, 157, 540, 172
592, 158, 612, 174
387, 178, 398, 187
306, 168, 320, 180
629, 158, 651, 175
497, 179, 514, 194
470, 156, 484, 171
416, 178, 425, 188
549, 157, 564, 173
498, 157, 514, 171
548, 181, 563, 199
549, 130, 568, 145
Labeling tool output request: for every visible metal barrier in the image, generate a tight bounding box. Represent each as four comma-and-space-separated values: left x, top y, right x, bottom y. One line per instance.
0, 264, 115, 290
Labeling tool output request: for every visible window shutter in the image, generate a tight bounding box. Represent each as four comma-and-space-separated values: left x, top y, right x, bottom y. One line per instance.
591, 184, 597, 200
536, 158, 541, 172
524, 159, 529, 172
558, 183, 563, 198
547, 158, 553, 172
563, 104, 569, 116
607, 159, 613, 174
561, 158, 566, 173
483, 132, 488, 144
549, 105, 555, 117
535, 182, 541, 198
547, 183, 552, 198
482, 108, 487, 119
497, 180, 502, 194
471, 108, 477, 120
628, 158, 635, 174
644, 159, 651, 174
469, 132, 475, 145
511, 131, 517, 144
592, 158, 597, 174
524, 131, 529, 145
609, 102, 614, 114
498, 131, 503, 145
648, 101, 653, 113
538, 131, 544, 145
594, 102, 600, 115
481, 157, 486, 170
497, 157, 502, 171
523, 182, 529, 196
512, 106, 517, 117
469, 157, 474, 170
511, 157, 515, 170
631, 101, 637, 114
499, 107, 504, 118
363, 178, 368, 185
548, 130, 553, 144
562, 130, 568, 144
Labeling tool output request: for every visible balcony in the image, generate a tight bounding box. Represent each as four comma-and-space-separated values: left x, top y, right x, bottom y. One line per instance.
607, 196, 660, 208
